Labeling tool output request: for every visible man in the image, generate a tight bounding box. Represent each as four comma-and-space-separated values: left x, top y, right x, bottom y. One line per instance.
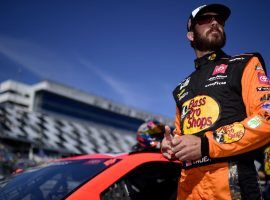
161, 4, 270, 200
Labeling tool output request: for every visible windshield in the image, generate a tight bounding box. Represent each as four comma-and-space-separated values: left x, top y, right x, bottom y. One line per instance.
0, 158, 118, 200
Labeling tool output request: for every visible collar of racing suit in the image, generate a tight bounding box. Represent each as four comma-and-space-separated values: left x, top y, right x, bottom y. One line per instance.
194, 49, 230, 70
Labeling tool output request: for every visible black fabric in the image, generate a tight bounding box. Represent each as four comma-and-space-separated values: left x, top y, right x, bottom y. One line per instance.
200, 136, 209, 157
238, 160, 262, 200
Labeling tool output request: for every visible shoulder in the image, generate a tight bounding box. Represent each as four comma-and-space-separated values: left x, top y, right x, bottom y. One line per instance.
229, 52, 266, 74
230, 52, 265, 66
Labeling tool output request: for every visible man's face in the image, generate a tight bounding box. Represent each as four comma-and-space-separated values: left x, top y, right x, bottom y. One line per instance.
191, 12, 226, 51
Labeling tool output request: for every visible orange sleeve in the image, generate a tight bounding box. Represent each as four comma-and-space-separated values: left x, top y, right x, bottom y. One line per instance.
205, 56, 270, 158
174, 106, 182, 136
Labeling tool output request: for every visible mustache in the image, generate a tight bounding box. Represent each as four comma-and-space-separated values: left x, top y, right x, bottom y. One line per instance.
206, 27, 223, 35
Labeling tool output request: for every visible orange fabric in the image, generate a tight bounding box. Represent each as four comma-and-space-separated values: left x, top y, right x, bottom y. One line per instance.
206, 56, 270, 158
177, 162, 231, 200
174, 106, 182, 135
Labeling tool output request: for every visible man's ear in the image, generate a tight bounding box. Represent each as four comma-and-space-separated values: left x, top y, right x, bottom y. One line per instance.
187, 31, 194, 42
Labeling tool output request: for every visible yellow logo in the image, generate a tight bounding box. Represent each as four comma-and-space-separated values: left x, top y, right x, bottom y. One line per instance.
214, 123, 245, 144
177, 89, 185, 97
208, 53, 216, 60
181, 95, 220, 134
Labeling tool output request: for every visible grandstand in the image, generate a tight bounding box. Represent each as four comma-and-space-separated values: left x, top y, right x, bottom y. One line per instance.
0, 80, 173, 158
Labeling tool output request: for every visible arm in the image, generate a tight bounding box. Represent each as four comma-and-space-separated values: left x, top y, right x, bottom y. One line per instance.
204, 56, 270, 158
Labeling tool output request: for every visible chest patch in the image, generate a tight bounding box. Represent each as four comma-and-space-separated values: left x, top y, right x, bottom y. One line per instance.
181, 95, 220, 134
212, 64, 228, 75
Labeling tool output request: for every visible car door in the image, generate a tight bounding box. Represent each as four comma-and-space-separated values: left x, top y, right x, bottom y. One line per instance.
100, 161, 180, 200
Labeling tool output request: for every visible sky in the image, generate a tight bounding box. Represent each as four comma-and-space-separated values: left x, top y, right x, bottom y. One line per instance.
0, 0, 270, 119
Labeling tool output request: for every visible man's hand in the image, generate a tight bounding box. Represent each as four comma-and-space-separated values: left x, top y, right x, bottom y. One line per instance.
161, 126, 174, 160
171, 135, 202, 161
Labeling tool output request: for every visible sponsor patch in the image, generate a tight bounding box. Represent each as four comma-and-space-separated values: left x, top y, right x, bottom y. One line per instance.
260, 94, 270, 101
258, 72, 270, 85
257, 87, 270, 91
259, 110, 270, 121
212, 64, 228, 75
179, 77, 190, 90
255, 66, 264, 71
247, 116, 261, 128
261, 103, 270, 111
177, 91, 188, 101
208, 53, 216, 61
205, 81, 226, 88
229, 57, 245, 62
181, 95, 220, 134
181, 105, 190, 120
178, 89, 185, 96
208, 75, 227, 82
183, 156, 211, 168
214, 123, 245, 144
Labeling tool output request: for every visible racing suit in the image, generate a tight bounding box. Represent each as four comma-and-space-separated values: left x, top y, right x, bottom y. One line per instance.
172, 50, 270, 199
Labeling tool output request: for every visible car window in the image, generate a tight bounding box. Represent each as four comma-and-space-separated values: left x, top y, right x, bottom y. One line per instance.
0, 158, 118, 200
100, 162, 180, 200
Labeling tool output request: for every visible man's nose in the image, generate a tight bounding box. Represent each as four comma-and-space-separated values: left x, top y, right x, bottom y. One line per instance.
210, 17, 218, 25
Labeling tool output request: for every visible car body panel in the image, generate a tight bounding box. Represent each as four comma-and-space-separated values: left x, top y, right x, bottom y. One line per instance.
0, 152, 181, 200
67, 152, 179, 200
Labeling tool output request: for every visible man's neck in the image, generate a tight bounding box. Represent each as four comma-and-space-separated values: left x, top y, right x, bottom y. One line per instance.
195, 49, 215, 58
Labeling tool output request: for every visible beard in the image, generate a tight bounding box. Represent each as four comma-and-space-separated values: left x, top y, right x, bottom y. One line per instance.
191, 26, 226, 51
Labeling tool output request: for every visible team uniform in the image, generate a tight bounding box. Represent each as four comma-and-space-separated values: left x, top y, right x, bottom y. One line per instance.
173, 50, 270, 199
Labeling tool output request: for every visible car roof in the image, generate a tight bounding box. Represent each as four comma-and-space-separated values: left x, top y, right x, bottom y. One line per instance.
57, 152, 129, 161
53, 151, 175, 163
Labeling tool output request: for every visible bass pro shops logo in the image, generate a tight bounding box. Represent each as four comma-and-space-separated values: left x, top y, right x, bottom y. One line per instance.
214, 123, 245, 144
181, 95, 220, 134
